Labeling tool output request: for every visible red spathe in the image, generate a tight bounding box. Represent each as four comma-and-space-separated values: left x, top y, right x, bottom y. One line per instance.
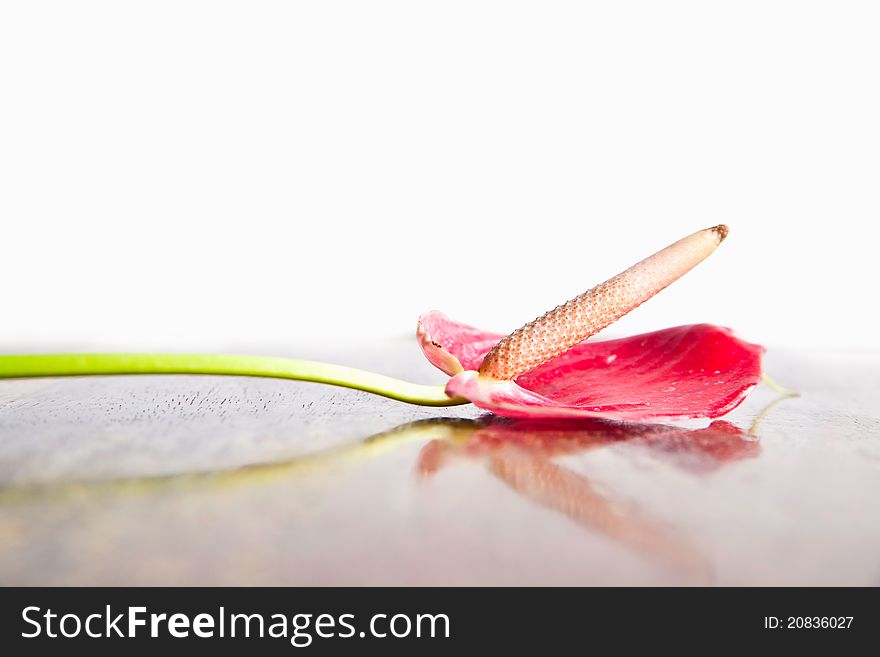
418, 312, 764, 421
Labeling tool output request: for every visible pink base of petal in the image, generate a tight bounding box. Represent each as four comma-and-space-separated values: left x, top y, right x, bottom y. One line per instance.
417, 311, 503, 376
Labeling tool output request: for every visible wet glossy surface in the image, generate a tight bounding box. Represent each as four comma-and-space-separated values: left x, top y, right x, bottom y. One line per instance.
0, 340, 878, 585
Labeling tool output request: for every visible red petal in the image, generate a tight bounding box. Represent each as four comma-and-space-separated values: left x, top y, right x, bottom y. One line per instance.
444, 324, 764, 421
417, 311, 503, 376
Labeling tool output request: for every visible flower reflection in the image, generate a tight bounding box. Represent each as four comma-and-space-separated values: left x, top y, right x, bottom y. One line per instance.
418, 417, 760, 475
416, 414, 767, 583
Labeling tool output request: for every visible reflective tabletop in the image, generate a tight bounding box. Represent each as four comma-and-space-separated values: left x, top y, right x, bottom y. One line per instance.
0, 340, 878, 585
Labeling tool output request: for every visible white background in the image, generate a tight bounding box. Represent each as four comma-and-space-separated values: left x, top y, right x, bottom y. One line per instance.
1, 2, 877, 353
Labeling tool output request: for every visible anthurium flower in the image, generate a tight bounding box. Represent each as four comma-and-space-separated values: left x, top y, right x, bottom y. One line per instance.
418, 226, 764, 421
0, 225, 766, 421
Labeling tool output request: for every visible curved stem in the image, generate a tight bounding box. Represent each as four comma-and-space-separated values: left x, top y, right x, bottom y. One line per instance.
0, 354, 468, 407
761, 373, 799, 397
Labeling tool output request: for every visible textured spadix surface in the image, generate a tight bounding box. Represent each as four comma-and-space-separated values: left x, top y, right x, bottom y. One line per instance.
480, 225, 730, 380
418, 312, 764, 421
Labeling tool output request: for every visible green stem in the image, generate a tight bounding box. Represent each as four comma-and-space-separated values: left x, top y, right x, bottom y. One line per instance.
0, 354, 467, 407
761, 373, 799, 397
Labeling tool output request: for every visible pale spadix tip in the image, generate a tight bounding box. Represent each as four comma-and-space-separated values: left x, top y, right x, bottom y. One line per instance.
478, 225, 730, 381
